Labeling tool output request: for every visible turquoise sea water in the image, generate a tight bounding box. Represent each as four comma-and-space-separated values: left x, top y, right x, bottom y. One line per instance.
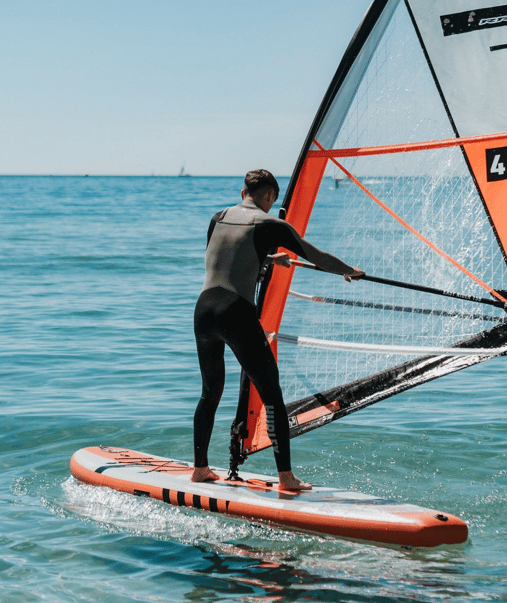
1, 175, 506, 602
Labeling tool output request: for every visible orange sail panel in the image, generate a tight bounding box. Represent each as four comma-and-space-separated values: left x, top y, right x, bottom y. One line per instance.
242, 155, 328, 455
464, 138, 507, 260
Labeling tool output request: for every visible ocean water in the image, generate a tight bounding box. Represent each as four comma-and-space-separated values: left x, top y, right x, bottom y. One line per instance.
1, 175, 506, 602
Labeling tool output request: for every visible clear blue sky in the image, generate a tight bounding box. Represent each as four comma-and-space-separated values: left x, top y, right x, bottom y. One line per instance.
2, 0, 371, 176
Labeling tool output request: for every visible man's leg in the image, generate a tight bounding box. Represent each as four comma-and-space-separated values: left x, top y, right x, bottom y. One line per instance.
221, 300, 291, 472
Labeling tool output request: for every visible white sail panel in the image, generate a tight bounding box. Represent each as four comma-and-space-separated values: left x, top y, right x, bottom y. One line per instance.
408, 0, 507, 136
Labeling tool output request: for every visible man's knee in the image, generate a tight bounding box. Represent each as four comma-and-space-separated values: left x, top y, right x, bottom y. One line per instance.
200, 380, 224, 407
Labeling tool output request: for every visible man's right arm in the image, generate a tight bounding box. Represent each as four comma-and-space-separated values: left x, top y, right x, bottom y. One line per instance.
261, 221, 356, 276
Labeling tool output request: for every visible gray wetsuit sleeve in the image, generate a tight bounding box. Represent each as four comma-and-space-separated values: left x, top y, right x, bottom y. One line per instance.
254, 221, 354, 275
202, 201, 355, 305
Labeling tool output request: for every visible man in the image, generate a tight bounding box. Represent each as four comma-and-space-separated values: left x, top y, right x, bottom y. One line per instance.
192, 169, 364, 489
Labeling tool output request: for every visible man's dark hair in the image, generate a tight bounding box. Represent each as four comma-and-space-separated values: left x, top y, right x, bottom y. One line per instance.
244, 169, 279, 200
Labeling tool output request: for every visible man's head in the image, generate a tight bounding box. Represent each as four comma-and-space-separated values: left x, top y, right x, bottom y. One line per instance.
244, 169, 279, 200
242, 169, 279, 212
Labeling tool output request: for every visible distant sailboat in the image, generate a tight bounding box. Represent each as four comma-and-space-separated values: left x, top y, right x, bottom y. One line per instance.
178, 164, 191, 177
330, 166, 344, 189
333, 173, 343, 189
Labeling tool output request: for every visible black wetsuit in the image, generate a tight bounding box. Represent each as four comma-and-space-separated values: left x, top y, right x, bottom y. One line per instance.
194, 198, 353, 471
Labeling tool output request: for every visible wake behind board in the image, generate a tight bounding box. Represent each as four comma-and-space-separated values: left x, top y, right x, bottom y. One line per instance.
70, 446, 467, 547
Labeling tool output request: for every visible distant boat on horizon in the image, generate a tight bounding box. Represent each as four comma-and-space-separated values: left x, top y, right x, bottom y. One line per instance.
178, 164, 191, 177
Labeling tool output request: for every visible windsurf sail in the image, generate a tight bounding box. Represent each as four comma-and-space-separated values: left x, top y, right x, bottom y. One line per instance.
229, 0, 507, 471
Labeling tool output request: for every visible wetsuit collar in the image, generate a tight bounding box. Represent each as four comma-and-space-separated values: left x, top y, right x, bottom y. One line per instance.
241, 198, 263, 211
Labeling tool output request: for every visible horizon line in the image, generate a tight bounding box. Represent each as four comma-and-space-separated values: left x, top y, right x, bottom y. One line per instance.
0, 173, 293, 178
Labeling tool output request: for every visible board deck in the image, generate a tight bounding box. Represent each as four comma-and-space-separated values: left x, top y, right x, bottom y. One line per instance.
70, 446, 468, 547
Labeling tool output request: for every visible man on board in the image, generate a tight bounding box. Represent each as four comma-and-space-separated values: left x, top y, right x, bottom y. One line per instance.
192, 169, 364, 490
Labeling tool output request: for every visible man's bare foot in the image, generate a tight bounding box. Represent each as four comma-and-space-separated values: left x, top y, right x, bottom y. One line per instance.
191, 466, 220, 482
278, 471, 312, 491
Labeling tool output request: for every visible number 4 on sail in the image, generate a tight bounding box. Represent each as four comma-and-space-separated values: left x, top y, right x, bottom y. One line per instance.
487, 147, 507, 180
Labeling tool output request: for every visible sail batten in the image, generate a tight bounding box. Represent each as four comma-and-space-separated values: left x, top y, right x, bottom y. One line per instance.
268, 330, 507, 357
309, 131, 507, 158
288, 289, 504, 323
230, 0, 507, 466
